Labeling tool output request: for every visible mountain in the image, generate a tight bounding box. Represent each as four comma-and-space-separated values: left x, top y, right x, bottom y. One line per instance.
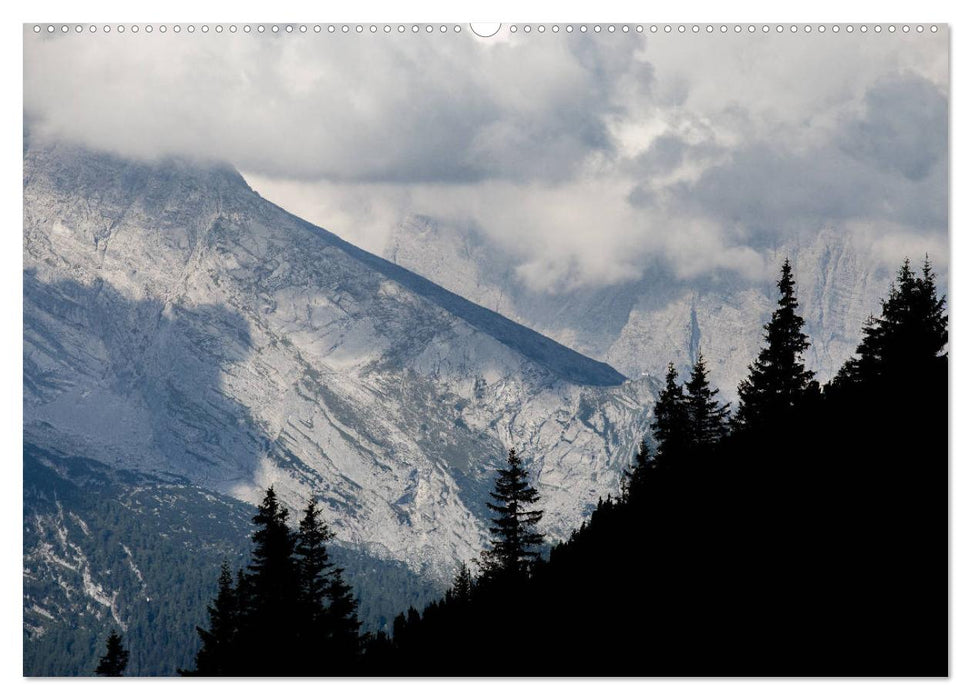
377, 215, 910, 401
23, 140, 655, 587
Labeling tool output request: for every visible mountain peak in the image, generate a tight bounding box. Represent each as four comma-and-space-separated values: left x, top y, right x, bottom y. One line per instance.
24, 141, 651, 579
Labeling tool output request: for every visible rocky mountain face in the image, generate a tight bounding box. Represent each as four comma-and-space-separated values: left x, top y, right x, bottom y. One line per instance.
379, 215, 909, 402
23, 141, 656, 585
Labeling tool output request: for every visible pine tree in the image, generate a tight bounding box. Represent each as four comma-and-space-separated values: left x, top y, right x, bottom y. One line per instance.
480, 448, 544, 580
296, 499, 335, 623
95, 630, 129, 677
684, 354, 729, 447
735, 259, 816, 429
295, 497, 362, 667
189, 563, 239, 676
622, 439, 653, 501
294, 498, 336, 670
451, 563, 474, 603
392, 611, 409, 645
323, 564, 363, 662
916, 255, 948, 358
836, 257, 947, 385
238, 486, 301, 674
651, 363, 691, 465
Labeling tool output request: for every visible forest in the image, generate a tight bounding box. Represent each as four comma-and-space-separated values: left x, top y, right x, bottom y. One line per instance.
93, 257, 947, 677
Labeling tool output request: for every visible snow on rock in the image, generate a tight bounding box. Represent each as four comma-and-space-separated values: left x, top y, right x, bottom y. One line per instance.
375, 215, 920, 403
23, 141, 654, 582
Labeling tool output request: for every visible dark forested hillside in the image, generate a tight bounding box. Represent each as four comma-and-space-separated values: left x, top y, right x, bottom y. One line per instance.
23, 447, 441, 676
23, 447, 252, 676
371, 259, 946, 677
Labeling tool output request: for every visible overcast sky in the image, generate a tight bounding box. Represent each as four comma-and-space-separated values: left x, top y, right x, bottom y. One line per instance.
24, 26, 949, 292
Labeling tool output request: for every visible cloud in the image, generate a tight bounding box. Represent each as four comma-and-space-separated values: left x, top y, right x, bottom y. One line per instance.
631, 73, 948, 252
840, 74, 948, 181
24, 27, 949, 293
24, 30, 643, 184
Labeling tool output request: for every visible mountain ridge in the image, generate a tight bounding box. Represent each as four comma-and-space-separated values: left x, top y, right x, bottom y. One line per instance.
23, 140, 655, 583
370, 213, 928, 401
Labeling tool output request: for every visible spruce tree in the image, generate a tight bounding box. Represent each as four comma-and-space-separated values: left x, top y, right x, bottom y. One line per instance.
239, 486, 301, 674
295, 497, 362, 666
451, 563, 474, 603
392, 611, 409, 645
323, 564, 363, 662
836, 257, 947, 385
622, 439, 653, 500
684, 354, 729, 447
95, 630, 129, 677
294, 498, 336, 670
480, 448, 544, 580
296, 499, 335, 623
189, 562, 239, 676
651, 363, 691, 465
735, 259, 816, 429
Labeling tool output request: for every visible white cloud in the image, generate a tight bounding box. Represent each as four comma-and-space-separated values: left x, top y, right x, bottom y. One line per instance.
25, 26, 949, 292
25, 30, 638, 183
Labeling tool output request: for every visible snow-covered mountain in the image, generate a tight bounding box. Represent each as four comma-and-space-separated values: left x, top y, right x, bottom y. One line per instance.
23, 140, 655, 582
378, 215, 913, 401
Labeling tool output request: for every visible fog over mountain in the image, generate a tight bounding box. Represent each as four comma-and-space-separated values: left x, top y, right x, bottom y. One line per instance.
350, 213, 925, 401
27, 28, 948, 299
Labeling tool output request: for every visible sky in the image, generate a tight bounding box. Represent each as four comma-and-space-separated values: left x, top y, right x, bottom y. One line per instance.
23, 25, 949, 293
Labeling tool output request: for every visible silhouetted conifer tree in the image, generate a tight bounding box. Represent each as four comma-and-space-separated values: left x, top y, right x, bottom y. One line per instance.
836, 256, 947, 385
407, 606, 421, 627
296, 500, 334, 611
622, 439, 653, 500
95, 630, 129, 677
651, 363, 691, 465
294, 498, 336, 668
323, 563, 363, 662
451, 563, 474, 603
735, 259, 816, 429
238, 486, 301, 674
189, 562, 239, 675
186, 487, 365, 676
685, 354, 729, 447
392, 611, 409, 645
481, 448, 544, 579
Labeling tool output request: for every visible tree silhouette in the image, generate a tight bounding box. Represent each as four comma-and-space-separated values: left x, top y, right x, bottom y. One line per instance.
95, 630, 129, 677
684, 353, 730, 447
185, 486, 364, 676
836, 256, 947, 385
366, 255, 945, 677
480, 448, 544, 580
189, 563, 239, 675
296, 499, 334, 620
735, 259, 816, 429
237, 487, 301, 674
651, 363, 691, 466
622, 439, 653, 501
450, 563, 474, 603
294, 497, 363, 670
294, 498, 336, 668
322, 563, 363, 663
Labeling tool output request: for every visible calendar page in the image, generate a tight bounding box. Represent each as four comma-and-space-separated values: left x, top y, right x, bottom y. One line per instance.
23, 21, 948, 678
